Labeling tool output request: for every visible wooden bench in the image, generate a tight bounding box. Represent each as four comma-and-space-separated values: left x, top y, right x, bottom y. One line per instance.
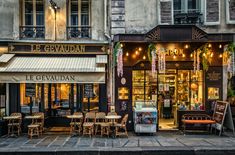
182, 114, 216, 134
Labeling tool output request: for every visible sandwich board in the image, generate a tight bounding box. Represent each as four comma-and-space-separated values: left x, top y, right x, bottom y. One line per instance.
213, 101, 235, 136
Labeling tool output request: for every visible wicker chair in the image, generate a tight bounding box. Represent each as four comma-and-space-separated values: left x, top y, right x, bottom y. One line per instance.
32, 112, 44, 135
7, 113, 22, 136
70, 112, 83, 135
83, 112, 96, 137
95, 112, 107, 135
115, 114, 128, 137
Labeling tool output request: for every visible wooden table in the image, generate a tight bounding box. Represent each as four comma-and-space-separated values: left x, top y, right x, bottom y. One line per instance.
3, 116, 21, 137
105, 115, 121, 138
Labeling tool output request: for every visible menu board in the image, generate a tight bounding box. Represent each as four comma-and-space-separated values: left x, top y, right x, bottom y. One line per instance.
84, 84, 94, 98
25, 83, 36, 97
213, 101, 234, 136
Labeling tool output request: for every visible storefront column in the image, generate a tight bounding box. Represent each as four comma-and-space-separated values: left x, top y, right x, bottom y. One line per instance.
70, 84, 74, 114
223, 65, 228, 101
9, 84, 20, 114
41, 84, 45, 112
6, 83, 9, 116
48, 84, 52, 116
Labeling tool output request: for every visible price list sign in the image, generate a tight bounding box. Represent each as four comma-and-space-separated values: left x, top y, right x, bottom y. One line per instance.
84, 84, 94, 98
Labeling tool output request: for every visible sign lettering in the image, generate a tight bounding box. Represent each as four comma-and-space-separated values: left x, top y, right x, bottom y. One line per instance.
206, 71, 221, 81
26, 75, 76, 82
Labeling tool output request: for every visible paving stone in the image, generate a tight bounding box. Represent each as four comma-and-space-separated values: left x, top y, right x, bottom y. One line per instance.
177, 138, 212, 147
124, 139, 138, 147
157, 137, 184, 147
75, 137, 93, 147
63, 136, 79, 147
36, 136, 57, 147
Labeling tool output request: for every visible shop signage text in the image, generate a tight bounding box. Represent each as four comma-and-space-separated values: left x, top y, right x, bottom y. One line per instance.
206, 71, 221, 81
26, 75, 76, 82
31, 44, 85, 53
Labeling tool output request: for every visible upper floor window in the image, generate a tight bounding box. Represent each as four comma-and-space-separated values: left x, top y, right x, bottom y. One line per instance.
174, 0, 202, 24
67, 0, 91, 39
20, 0, 45, 39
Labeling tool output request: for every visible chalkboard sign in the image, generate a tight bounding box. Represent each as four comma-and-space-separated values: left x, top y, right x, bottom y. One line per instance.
213, 101, 235, 136
84, 84, 94, 98
25, 83, 36, 97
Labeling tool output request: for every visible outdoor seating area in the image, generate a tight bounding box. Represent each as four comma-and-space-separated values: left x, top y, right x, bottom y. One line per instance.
2, 112, 129, 139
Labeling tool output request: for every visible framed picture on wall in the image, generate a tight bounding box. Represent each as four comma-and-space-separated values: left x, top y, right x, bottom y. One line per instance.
118, 87, 129, 100
208, 87, 219, 99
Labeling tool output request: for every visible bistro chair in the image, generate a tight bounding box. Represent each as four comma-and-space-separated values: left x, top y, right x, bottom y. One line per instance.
28, 124, 40, 139
7, 113, 22, 136
83, 112, 96, 137
70, 112, 83, 135
94, 112, 106, 135
115, 114, 129, 137
32, 112, 45, 135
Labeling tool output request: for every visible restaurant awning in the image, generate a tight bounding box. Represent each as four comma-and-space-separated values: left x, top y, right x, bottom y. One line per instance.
0, 55, 107, 83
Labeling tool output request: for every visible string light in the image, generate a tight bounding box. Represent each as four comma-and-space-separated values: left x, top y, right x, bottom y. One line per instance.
138, 47, 142, 51
185, 44, 189, 49
208, 43, 212, 48
182, 54, 185, 58
126, 52, 129, 56
135, 50, 139, 55
219, 54, 223, 58
173, 55, 176, 59
120, 43, 123, 48
203, 53, 206, 57
210, 52, 213, 57
143, 55, 146, 60
219, 44, 222, 48
190, 53, 193, 57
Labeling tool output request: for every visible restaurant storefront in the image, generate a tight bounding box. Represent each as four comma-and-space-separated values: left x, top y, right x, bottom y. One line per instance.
113, 25, 234, 131
0, 42, 108, 127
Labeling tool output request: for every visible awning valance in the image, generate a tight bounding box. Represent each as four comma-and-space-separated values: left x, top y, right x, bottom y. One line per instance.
0, 56, 107, 83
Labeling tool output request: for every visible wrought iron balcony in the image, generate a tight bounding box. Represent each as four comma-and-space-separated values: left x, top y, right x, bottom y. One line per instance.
174, 10, 202, 25
67, 26, 91, 39
20, 26, 45, 39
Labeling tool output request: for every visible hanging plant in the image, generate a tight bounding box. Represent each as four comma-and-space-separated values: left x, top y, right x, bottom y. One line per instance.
113, 42, 121, 66
147, 43, 156, 63
196, 43, 213, 71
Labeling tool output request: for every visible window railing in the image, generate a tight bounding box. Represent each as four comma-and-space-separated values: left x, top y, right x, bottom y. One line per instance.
174, 9, 202, 24
67, 26, 91, 39
19, 26, 45, 39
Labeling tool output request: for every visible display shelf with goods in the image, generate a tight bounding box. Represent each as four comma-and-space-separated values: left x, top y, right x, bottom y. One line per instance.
133, 101, 157, 133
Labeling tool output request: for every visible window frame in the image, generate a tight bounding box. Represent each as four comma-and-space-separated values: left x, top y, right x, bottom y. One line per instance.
158, 0, 174, 25
22, 0, 45, 27
204, 0, 220, 25
68, 0, 91, 27
226, 0, 235, 24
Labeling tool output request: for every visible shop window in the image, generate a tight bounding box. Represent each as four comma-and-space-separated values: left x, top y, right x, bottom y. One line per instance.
20, 0, 45, 39
20, 83, 40, 114
67, 0, 91, 39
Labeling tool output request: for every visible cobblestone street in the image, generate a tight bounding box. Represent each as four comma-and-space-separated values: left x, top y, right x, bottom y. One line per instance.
0, 131, 235, 155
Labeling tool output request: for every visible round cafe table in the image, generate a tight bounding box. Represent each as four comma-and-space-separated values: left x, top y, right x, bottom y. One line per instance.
105, 115, 121, 138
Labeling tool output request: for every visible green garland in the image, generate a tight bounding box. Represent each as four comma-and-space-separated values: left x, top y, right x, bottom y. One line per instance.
113, 42, 121, 66
227, 42, 235, 53
147, 43, 156, 63
197, 43, 212, 71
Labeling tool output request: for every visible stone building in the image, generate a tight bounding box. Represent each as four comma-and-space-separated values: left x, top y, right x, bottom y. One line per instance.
111, 0, 235, 131
0, 0, 110, 127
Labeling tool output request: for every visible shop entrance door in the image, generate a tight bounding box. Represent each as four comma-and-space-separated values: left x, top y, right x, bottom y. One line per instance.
158, 71, 178, 130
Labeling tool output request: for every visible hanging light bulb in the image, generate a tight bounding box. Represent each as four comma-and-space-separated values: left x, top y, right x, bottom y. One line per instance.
135, 50, 139, 55
143, 55, 146, 60
126, 52, 129, 56
219, 44, 222, 48
185, 44, 189, 49
182, 54, 185, 58
219, 54, 223, 58
138, 47, 142, 51
190, 53, 193, 57
210, 52, 214, 57
208, 43, 212, 48
173, 55, 176, 59
120, 43, 123, 48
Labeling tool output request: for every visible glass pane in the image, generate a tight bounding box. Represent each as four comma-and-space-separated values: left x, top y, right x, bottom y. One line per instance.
81, 0, 89, 14
25, 14, 33, 25
81, 14, 89, 26
25, 0, 33, 13
71, 14, 78, 25
177, 70, 190, 104
36, 14, 44, 25
190, 81, 204, 110
174, 0, 181, 13
36, 0, 44, 12
82, 84, 99, 112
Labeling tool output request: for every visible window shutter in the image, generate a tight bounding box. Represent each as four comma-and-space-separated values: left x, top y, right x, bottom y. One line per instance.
226, 0, 235, 24
204, 0, 220, 25
158, 0, 173, 25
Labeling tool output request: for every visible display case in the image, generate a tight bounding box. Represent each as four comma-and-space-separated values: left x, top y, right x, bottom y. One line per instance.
133, 101, 157, 133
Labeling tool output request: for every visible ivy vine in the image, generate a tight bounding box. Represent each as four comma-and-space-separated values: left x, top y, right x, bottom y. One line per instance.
113, 42, 121, 66
147, 43, 156, 63
197, 43, 212, 71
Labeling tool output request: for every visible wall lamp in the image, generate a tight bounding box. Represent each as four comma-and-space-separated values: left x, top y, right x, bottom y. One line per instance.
49, 0, 60, 11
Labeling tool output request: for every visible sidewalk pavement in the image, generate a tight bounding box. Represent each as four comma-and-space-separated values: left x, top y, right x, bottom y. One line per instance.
0, 131, 235, 155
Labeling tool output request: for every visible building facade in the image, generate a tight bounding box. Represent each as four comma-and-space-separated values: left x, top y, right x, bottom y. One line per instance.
0, 0, 111, 127
111, 0, 235, 130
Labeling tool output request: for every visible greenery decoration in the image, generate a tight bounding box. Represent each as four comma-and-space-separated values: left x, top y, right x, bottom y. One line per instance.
113, 42, 121, 66
227, 42, 235, 53
197, 43, 213, 71
147, 43, 156, 63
